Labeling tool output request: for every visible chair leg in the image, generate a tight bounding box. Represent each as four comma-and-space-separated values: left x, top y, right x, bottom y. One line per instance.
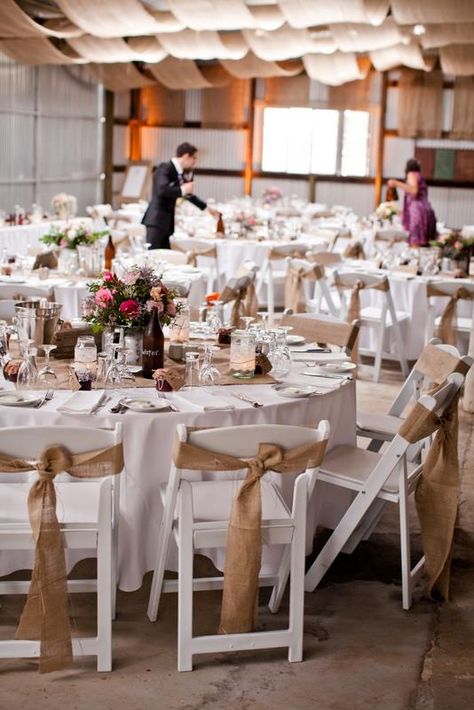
268, 545, 291, 614
288, 481, 306, 663
373, 320, 385, 383
399, 491, 412, 610
97, 511, 113, 672
393, 323, 409, 376
148, 479, 180, 622
177, 483, 194, 672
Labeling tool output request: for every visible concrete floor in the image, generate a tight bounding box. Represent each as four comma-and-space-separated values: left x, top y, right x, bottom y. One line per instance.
1, 362, 473, 710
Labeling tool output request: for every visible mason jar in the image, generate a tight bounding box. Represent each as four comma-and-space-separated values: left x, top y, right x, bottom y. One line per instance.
229, 330, 256, 379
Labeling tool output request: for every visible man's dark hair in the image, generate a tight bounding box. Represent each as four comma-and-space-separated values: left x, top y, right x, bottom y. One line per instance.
176, 142, 198, 158
405, 158, 421, 175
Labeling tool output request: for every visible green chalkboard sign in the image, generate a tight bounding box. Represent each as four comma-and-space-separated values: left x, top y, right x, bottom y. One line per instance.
434, 149, 455, 179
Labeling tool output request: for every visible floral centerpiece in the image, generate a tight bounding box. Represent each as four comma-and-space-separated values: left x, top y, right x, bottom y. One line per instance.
40, 224, 109, 250
263, 186, 283, 203
52, 193, 77, 220
375, 201, 399, 223
82, 266, 182, 333
430, 231, 474, 271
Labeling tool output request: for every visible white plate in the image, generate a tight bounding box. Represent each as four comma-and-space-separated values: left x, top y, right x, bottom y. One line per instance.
120, 397, 170, 413
318, 361, 357, 373
273, 384, 320, 398
127, 365, 142, 374
286, 335, 305, 345
0, 391, 43, 407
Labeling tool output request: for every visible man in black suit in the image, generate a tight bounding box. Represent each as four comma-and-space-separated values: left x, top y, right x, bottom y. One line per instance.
142, 142, 217, 249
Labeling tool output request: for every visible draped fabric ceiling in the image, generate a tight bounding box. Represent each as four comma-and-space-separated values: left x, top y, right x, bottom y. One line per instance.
1, 0, 474, 89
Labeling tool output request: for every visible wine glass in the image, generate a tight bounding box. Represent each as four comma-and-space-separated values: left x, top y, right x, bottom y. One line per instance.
198, 345, 221, 386
17, 345, 38, 390
37, 344, 58, 388
240, 316, 255, 331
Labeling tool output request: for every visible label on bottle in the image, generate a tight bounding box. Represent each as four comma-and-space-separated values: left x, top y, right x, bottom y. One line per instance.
142, 349, 162, 357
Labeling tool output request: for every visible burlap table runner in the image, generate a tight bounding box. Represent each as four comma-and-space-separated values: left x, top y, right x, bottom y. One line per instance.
284, 262, 325, 313
0, 443, 123, 672
334, 275, 389, 363
172, 431, 327, 634
427, 284, 474, 345
399, 392, 460, 601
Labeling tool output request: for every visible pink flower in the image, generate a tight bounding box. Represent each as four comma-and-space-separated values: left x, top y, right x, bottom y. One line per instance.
146, 299, 164, 314
119, 299, 141, 318
60, 238, 68, 247
103, 270, 114, 282
166, 301, 176, 316
123, 270, 139, 285
150, 286, 162, 301
95, 287, 114, 307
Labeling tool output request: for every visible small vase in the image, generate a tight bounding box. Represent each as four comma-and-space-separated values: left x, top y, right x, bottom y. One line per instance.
124, 327, 143, 365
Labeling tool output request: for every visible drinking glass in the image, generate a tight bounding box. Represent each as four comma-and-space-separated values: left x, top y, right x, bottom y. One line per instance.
229, 330, 256, 379
37, 344, 57, 388
95, 351, 109, 386
241, 316, 255, 331
17, 345, 38, 390
269, 329, 292, 379
183, 351, 200, 388
198, 345, 221, 386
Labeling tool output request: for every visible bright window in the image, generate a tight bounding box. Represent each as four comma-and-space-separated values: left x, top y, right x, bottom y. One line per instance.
261, 106, 371, 177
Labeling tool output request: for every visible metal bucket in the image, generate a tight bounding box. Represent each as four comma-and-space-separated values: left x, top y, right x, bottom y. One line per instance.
15, 300, 63, 350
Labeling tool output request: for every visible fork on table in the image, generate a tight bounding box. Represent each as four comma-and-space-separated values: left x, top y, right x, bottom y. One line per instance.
34, 390, 54, 408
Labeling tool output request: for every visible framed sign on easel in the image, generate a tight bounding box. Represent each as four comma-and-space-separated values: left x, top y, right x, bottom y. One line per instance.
120, 161, 152, 203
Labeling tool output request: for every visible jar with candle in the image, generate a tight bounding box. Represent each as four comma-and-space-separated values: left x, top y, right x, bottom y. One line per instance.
229, 330, 256, 379
74, 335, 97, 373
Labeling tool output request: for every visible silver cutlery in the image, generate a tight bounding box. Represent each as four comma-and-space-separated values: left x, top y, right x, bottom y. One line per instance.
231, 392, 263, 408
110, 400, 127, 414
156, 392, 180, 412
302, 370, 351, 381
34, 389, 54, 408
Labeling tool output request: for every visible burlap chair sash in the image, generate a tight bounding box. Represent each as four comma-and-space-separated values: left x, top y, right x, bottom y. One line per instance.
343, 241, 366, 259
220, 274, 258, 328
172, 432, 327, 635
399, 394, 460, 601
171, 241, 217, 267
284, 263, 325, 313
415, 342, 472, 383
334, 275, 389, 362
268, 246, 308, 260
0, 443, 123, 673
427, 284, 474, 345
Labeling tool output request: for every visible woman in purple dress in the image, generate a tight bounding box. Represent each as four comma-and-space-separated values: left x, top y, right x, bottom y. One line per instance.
388, 158, 437, 247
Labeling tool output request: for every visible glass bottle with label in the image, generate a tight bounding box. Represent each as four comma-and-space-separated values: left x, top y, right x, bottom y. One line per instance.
141, 308, 164, 379
104, 234, 116, 271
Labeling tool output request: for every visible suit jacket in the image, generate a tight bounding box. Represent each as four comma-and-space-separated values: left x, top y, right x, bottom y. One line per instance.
142, 161, 207, 236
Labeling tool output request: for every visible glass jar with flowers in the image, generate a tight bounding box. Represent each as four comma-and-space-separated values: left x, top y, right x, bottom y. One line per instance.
82, 266, 181, 371
430, 231, 474, 275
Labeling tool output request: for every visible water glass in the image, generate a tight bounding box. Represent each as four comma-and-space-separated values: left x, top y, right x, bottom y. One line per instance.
184, 352, 200, 388
74, 335, 97, 367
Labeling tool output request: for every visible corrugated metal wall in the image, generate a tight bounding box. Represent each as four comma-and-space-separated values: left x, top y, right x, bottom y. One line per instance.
0, 52, 103, 215
141, 126, 246, 170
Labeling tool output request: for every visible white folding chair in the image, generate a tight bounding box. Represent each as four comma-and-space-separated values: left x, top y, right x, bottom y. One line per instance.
0, 424, 123, 671
256, 244, 309, 326
147, 421, 330, 671
304, 374, 464, 609
285, 257, 339, 318
170, 236, 221, 292
357, 339, 473, 452
334, 270, 410, 382
425, 279, 474, 348
149, 248, 187, 266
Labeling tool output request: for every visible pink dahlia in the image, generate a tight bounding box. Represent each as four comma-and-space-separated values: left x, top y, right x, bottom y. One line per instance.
119, 299, 141, 318
95, 287, 114, 307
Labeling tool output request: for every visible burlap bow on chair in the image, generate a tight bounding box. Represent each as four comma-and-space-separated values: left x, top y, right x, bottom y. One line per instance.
427, 284, 474, 346
284, 262, 325, 313
399, 392, 460, 601
0, 443, 123, 673
171, 242, 217, 267
172, 433, 327, 634
343, 241, 366, 259
220, 274, 258, 328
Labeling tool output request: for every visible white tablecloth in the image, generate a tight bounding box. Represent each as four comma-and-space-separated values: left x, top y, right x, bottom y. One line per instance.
0, 219, 92, 256
0, 368, 355, 591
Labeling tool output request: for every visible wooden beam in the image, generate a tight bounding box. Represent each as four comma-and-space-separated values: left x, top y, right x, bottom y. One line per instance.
244, 79, 256, 196
375, 71, 388, 207
103, 89, 114, 204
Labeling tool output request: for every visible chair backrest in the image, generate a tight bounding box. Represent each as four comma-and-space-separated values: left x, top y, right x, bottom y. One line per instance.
387, 339, 472, 418
268, 243, 308, 260
152, 248, 187, 266
306, 251, 342, 266
170, 236, 216, 255
280, 313, 360, 353
306, 228, 339, 251
333, 269, 391, 320
426, 278, 474, 299
161, 278, 191, 298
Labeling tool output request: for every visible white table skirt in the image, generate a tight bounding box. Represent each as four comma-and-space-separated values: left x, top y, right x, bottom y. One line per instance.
0, 373, 355, 592
0, 219, 92, 256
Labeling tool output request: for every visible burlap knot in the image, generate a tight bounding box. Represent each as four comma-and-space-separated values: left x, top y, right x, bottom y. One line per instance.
399, 392, 460, 601
0, 443, 123, 673
172, 434, 327, 634
220, 276, 258, 328
427, 285, 473, 346
171, 242, 217, 267
284, 263, 324, 313
343, 241, 366, 259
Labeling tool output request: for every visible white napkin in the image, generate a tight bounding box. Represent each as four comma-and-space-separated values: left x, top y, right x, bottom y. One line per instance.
57, 390, 105, 414
170, 389, 236, 412
291, 351, 348, 363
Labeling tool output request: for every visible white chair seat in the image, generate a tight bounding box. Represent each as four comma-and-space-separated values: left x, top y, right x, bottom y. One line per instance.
319, 444, 417, 494
1, 481, 101, 526
360, 306, 410, 325
434, 315, 472, 333
356, 411, 402, 437
160, 478, 290, 523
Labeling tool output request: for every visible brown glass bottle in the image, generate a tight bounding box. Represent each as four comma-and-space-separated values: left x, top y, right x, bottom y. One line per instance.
104, 234, 116, 271
141, 308, 164, 378
216, 212, 225, 237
